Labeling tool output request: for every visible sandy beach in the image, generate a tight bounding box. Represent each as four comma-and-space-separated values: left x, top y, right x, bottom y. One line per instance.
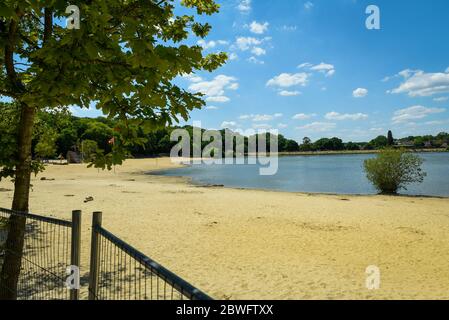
1, 157, 449, 300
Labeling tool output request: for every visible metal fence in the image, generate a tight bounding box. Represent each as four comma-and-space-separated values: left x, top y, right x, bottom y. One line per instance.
0, 208, 212, 300
0, 208, 81, 300
88, 212, 212, 300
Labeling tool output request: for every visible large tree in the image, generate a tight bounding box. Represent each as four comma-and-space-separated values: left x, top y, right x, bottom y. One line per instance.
0, 0, 226, 299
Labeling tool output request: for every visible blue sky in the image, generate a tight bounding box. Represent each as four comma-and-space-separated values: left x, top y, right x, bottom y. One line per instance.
72, 0, 449, 141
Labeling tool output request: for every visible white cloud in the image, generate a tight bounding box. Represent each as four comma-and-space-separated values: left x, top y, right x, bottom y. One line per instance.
390, 69, 449, 97
292, 113, 315, 120
182, 73, 202, 83
353, 88, 368, 98
206, 96, 230, 103
240, 113, 283, 122
325, 112, 368, 121
281, 25, 297, 31
229, 53, 238, 61
278, 123, 288, 128
434, 96, 448, 102
247, 56, 264, 64
392, 105, 446, 124
249, 21, 269, 34
251, 47, 266, 56
253, 114, 274, 122
296, 122, 336, 132
197, 39, 228, 50
205, 106, 219, 110
304, 1, 314, 10
228, 83, 239, 90
267, 73, 309, 88
298, 62, 312, 69
234, 37, 262, 51
188, 75, 238, 103
221, 121, 238, 129
310, 62, 335, 77
279, 90, 301, 96
237, 0, 251, 13
298, 62, 335, 77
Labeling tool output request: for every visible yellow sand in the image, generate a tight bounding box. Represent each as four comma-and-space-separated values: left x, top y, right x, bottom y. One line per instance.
1, 158, 449, 300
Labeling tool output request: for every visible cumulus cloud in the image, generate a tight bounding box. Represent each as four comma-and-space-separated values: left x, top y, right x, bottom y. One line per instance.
240, 113, 283, 122
237, 0, 251, 13
229, 53, 238, 61
279, 90, 301, 96
392, 105, 446, 124
310, 62, 335, 77
266, 73, 309, 88
389, 68, 449, 97
182, 73, 202, 83
292, 113, 316, 120
221, 121, 238, 129
247, 56, 264, 64
206, 96, 230, 103
248, 21, 269, 34
234, 37, 262, 51
205, 106, 219, 110
197, 39, 228, 50
278, 123, 288, 128
296, 122, 336, 132
281, 25, 297, 31
353, 88, 368, 98
188, 75, 238, 103
325, 112, 368, 121
298, 62, 335, 77
251, 47, 266, 56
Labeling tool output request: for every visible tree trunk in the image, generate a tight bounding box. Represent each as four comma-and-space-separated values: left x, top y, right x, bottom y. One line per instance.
0, 103, 36, 300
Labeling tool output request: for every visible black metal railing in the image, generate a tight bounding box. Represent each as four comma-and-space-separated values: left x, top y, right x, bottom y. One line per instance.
88, 211, 212, 300
0, 208, 78, 300
0, 208, 211, 300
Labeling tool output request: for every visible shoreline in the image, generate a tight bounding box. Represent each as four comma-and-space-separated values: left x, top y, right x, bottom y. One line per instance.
1, 157, 449, 299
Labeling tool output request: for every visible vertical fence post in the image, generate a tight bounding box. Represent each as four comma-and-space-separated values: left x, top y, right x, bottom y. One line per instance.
70, 210, 82, 300
88, 211, 102, 300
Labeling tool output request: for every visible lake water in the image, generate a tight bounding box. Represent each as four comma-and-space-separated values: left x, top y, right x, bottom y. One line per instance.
155, 153, 449, 197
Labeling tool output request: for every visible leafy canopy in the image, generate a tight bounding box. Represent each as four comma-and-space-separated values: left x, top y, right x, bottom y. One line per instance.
0, 0, 227, 173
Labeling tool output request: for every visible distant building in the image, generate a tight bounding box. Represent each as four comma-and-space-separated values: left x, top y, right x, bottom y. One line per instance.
424, 141, 432, 148
442, 142, 448, 148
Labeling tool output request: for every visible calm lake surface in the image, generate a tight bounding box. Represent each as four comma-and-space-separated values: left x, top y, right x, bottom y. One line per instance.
155, 153, 449, 197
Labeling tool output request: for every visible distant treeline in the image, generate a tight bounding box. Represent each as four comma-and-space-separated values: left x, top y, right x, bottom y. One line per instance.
2, 105, 448, 162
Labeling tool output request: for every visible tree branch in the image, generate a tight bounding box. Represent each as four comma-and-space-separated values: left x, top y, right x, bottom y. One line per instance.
43, 8, 52, 44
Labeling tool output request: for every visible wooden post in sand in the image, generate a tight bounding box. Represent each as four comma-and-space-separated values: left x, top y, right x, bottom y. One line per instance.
88, 211, 102, 300
70, 210, 82, 300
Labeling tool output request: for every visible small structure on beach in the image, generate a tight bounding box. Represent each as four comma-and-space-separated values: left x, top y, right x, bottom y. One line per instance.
66, 151, 82, 164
